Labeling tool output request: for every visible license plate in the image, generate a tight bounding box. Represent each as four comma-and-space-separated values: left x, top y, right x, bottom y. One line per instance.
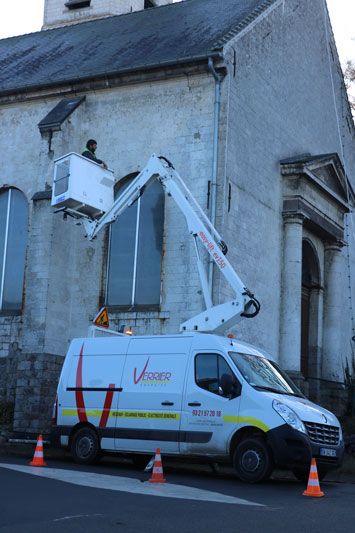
320, 448, 336, 457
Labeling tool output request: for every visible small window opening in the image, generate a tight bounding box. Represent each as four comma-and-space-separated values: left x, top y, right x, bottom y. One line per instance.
54, 162, 70, 196
65, 0, 91, 10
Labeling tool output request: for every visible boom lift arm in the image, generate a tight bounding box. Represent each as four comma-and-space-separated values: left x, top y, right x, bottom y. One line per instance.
64, 154, 260, 333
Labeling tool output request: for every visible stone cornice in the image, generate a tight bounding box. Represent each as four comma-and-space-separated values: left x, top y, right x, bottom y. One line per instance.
0, 60, 215, 105
282, 198, 344, 242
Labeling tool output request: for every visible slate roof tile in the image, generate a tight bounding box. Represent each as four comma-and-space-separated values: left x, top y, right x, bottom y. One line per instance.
0, 0, 278, 95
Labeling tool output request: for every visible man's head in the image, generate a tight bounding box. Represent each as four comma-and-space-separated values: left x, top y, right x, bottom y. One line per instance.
86, 139, 97, 152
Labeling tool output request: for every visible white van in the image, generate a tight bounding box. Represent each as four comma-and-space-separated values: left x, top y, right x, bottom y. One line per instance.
51, 333, 344, 483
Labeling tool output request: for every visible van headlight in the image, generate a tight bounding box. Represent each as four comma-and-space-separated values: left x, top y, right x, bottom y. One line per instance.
273, 400, 306, 434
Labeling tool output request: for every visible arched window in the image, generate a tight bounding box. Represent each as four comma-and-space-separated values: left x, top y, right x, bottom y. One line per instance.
0, 188, 28, 311
105, 178, 164, 308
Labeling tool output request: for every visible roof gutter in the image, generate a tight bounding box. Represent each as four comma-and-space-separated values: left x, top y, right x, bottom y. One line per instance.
208, 55, 226, 295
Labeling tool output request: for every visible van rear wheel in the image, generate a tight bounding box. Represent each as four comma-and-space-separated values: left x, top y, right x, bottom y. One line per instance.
71, 427, 100, 464
233, 438, 273, 483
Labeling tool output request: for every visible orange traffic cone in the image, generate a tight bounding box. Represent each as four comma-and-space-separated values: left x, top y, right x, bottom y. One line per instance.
148, 448, 166, 483
29, 434, 46, 467
303, 458, 324, 497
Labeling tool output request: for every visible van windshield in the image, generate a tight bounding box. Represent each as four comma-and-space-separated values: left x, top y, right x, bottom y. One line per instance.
228, 352, 304, 397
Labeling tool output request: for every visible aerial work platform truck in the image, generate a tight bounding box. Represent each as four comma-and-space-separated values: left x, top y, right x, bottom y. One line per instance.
51, 153, 344, 483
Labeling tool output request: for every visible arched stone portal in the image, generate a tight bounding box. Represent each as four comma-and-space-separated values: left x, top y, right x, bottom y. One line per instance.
280, 153, 351, 405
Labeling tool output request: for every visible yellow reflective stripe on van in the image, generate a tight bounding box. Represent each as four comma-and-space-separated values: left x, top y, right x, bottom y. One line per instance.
63, 409, 103, 417
223, 415, 270, 432
62, 409, 180, 420
63, 409, 80, 416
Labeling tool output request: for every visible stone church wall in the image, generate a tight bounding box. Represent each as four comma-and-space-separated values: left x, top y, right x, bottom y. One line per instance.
0, 72, 218, 431
218, 0, 355, 368
1, 0, 354, 431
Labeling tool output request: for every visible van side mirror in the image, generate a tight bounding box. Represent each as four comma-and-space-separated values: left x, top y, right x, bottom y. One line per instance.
219, 373, 242, 399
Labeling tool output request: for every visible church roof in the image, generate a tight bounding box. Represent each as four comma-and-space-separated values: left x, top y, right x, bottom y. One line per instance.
0, 0, 278, 95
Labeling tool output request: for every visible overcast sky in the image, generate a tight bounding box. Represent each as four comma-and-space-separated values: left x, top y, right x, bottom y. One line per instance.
0, 0, 354, 65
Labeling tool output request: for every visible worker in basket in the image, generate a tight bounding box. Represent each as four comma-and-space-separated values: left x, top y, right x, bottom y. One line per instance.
82, 139, 108, 169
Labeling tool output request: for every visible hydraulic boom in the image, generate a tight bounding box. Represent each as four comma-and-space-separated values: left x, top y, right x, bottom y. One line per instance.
54, 153, 260, 333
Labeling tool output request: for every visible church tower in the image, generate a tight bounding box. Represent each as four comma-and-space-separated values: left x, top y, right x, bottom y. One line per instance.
43, 0, 174, 30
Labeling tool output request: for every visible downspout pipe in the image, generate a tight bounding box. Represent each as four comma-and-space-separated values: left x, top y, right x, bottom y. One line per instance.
208, 56, 226, 295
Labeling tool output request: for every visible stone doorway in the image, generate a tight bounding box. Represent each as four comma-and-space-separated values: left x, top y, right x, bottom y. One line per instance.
301, 239, 322, 400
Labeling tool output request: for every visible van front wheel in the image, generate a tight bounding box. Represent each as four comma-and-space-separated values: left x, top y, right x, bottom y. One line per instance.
233, 438, 273, 483
71, 427, 100, 464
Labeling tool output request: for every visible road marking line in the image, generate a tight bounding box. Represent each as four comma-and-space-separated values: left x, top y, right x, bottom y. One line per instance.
53, 514, 103, 522
0, 463, 263, 506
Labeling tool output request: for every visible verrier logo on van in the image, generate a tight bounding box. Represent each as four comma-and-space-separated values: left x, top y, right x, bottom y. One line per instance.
133, 356, 172, 385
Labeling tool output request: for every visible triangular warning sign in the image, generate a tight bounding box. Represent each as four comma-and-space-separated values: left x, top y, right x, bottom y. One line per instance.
93, 307, 109, 328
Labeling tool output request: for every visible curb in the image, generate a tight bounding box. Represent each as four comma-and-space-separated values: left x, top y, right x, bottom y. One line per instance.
0, 441, 69, 460
0, 440, 354, 483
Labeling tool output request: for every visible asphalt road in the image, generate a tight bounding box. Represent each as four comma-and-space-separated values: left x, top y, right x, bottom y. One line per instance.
0, 454, 354, 533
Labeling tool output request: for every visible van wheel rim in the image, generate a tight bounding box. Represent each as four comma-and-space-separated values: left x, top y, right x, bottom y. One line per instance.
78, 436, 93, 458
241, 449, 261, 473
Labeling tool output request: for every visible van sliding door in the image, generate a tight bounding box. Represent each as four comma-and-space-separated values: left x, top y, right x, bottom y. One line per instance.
115, 337, 190, 454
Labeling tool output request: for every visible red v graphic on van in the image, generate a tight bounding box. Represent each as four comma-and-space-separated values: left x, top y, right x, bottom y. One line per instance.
75, 343, 88, 422
134, 357, 150, 384
75, 343, 116, 427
